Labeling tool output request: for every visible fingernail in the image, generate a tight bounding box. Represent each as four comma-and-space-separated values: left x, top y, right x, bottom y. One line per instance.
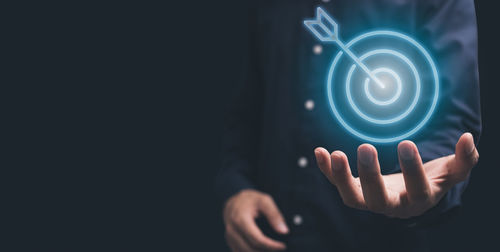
466, 134, 475, 154
466, 143, 475, 155
331, 153, 340, 171
278, 222, 289, 234
358, 146, 374, 166
315, 149, 322, 163
399, 143, 415, 161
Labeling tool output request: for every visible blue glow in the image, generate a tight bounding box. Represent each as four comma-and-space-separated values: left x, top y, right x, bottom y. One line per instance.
345, 49, 421, 124
304, 7, 440, 143
363, 68, 402, 106
327, 31, 439, 143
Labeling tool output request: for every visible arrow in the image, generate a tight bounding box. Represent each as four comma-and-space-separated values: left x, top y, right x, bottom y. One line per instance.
304, 7, 385, 88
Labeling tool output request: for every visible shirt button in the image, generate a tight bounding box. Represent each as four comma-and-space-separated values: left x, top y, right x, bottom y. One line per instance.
297, 156, 308, 168
313, 44, 323, 55
293, 215, 303, 226
304, 99, 315, 111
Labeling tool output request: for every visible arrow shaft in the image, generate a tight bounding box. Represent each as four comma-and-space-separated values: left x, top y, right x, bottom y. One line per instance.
336, 40, 385, 88
304, 7, 385, 88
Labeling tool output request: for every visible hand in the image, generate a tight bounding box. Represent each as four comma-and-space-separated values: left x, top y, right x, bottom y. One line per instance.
223, 189, 288, 252
314, 133, 479, 218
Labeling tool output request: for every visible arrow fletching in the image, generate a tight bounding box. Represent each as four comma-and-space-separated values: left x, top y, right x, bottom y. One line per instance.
304, 7, 339, 42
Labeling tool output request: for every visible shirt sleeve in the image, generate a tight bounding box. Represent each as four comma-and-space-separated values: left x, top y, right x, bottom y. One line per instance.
403, 0, 481, 227
214, 4, 263, 206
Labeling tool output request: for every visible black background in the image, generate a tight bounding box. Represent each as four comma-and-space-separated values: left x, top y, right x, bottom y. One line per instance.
11, 0, 500, 251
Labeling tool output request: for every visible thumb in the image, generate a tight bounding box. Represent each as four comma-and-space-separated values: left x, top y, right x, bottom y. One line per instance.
258, 195, 289, 234
453, 132, 479, 181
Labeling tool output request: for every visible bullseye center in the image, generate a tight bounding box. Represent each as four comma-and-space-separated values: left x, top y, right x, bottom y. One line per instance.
364, 68, 402, 106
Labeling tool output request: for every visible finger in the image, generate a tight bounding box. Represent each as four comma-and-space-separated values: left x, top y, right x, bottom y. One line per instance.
315, 148, 365, 209
398, 141, 432, 203
329, 151, 366, 209
357, 144, 389, 213
258, 195, 289, 234
452, 132, 479, 181
315, 147, 332, 179
235, 216, 286, 251
226, 225, 254, 252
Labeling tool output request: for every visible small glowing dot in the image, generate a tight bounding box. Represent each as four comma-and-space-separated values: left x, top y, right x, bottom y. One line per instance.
305, 99, 315, 110
297, 157, 308, 168
313, 44, 323, 55
293, 215, 303, 225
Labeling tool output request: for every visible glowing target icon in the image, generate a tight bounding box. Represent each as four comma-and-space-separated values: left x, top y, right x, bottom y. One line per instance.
304, 7, 439, 143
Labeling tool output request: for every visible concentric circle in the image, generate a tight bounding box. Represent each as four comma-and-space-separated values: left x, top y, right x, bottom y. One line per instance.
364, 68, 402, 106
327, 31, 439, 143
345, 49, 421, 125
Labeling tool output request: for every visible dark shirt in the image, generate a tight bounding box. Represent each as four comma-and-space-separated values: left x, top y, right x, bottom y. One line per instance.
216, 1, 481, 251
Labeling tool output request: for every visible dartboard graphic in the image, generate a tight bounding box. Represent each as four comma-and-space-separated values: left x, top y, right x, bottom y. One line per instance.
304, 7, 439, 143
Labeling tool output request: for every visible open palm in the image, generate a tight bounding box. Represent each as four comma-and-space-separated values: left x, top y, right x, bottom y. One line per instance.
314, 133, 479, 218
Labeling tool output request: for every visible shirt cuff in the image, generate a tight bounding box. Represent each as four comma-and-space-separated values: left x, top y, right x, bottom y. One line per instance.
215, 169, 256, 208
